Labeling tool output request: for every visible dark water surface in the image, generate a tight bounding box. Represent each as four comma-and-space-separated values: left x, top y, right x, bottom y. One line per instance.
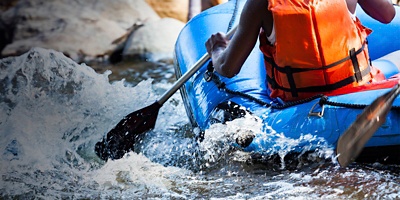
1, 48, 400, 199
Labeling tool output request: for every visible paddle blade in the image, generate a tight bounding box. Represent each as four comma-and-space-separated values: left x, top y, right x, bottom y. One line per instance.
95, 102, 161, 161
337, 84, 400, 167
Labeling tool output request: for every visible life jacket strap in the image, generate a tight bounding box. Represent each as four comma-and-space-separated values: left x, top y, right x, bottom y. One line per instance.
350, 48, 362, 82
266, 66, 371, 93
265, 41, 370, 95
265, 41, 367, 73
285, 66, 298, 97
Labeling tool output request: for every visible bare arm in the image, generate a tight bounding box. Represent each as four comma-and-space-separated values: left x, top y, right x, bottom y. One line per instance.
358, 0, 395, 24
205, 0, 269, 77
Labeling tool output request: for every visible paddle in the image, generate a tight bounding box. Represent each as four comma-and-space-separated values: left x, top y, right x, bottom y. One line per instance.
336, 83, 400, 167
95, 26, 238, 161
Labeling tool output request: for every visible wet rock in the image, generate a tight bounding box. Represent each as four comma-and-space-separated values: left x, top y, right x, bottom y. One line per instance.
0, 0, 230, 63
0, 0, 159, 62
235, 130, 255, 148
122, 18, 185, 62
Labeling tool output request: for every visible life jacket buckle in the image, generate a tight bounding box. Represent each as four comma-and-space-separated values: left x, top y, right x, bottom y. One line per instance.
308, 101, 324, 117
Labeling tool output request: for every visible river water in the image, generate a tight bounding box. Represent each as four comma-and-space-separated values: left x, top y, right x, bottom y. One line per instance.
1, 47, 400, 199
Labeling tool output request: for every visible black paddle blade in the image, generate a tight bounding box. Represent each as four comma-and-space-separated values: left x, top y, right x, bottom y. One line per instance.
336, 84, 400, 167
95, 102, 161, 161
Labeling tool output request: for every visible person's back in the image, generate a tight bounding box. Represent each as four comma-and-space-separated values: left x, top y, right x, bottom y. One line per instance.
206, 0, 396, 101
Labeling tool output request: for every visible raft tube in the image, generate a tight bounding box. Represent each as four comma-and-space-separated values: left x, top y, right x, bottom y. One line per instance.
174, 0, 400, 163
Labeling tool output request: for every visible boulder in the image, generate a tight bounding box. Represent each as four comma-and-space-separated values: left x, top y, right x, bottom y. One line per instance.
0, 0, 229, 63
146, 0, 189, 22
122, 18, 185, 62
0, 0, 160, 62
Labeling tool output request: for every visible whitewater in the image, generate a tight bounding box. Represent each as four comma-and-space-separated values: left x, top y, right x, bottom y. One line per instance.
2, 48, 400, 199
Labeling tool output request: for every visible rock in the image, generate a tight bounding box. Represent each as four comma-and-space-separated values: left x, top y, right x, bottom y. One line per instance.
0, 0, 159, 62
145, 0, 229, 23
92, 0, 159, 29
235, 130, 255, 148
122, 18, 185, 62
0, 0, 229, 63
146, 0, 189, 22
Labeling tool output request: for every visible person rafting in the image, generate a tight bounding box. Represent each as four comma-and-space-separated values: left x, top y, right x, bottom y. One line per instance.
205, 0, 398, 101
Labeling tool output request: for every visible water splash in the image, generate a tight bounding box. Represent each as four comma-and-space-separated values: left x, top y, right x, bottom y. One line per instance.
87, 152, 191, 199
199, 112, 263, 166
1, 47, 155, 164
0, 47, 187, 198
2, 48, 400, 199
199, 109, 335, 170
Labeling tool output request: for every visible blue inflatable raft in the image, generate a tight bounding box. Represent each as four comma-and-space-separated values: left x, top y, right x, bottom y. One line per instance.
174, 0, 400, 163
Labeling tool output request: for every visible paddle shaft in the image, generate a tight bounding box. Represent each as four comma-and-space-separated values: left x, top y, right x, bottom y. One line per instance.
95, 26, 238, 160
158, 26, 238, 105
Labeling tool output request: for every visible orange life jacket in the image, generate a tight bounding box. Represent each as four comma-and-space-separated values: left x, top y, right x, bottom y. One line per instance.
259, 0, 385, 101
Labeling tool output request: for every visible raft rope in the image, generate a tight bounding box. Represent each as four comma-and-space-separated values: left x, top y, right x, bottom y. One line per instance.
227, 0, 240, 32
204, 61, 400, 110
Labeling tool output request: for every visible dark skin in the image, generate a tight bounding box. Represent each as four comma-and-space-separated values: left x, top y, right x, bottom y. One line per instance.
206, 0, 395, 78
